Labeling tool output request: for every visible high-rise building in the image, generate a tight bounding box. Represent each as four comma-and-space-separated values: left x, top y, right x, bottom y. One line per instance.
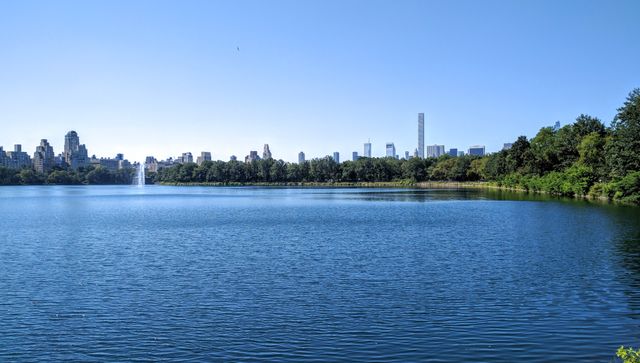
418, 113, 424, 158
553, 121, 561, 131
245, 151, 259, 163
63, 131, 89, 169
298, 151, 305, 164
426, 144, 445, 158
503, 143, 513, 150
196, 152, 212, 165
458, 151, 465, 157
352, 151, 359, 161
33, 139, 55, 173
448, 148, 458, 157
332, 152, 340, 164
405, 151, 410, 159
385, 143, 396, 158
0, 146, 6, 168
179, 152, 193, 163
263, 144, 272, 159
145, 156, 159, 173
468, 145, 486, 156
364, 141, 372, 158
5, 144, 31, 169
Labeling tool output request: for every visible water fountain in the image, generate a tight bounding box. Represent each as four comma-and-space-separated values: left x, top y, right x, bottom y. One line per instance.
134, 162, 145, 186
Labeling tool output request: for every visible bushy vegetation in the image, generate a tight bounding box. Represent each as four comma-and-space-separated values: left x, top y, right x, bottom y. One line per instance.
0, 165, 135, 185
618, 346, 640, 363
156, 88, 640, 204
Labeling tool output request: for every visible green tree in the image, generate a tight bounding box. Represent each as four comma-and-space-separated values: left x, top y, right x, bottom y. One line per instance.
19, 169, 44, 185
86, 166, 114, 184
47, 170, 76, 184
577, 132, 606, 179
606, 88, 640, 177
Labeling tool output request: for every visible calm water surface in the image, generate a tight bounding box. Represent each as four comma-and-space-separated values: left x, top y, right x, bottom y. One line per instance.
0, 186, 639, 362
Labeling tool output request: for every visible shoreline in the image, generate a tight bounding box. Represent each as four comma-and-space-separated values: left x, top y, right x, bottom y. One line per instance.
156, 180, 625, 205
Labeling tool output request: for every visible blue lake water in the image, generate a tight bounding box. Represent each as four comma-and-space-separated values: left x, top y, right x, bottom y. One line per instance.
0, 186, 639, 362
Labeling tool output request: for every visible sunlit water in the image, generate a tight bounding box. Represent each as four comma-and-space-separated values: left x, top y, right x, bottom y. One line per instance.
0, 186, 639, 362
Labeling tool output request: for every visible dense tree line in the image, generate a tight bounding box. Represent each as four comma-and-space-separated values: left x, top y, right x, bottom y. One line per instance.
157, 88, 640, 204
0, 165, 135, 185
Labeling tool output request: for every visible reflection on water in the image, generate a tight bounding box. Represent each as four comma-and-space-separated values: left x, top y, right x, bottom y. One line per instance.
0, 185, 639, 362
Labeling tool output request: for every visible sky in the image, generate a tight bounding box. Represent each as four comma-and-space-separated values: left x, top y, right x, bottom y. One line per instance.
1, 0, 639, 163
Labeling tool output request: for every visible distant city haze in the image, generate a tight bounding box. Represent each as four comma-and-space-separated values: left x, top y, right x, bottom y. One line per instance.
1, 0, 639, 162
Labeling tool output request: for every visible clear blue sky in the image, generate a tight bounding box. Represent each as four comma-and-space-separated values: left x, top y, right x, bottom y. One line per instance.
1, 0, 639, 162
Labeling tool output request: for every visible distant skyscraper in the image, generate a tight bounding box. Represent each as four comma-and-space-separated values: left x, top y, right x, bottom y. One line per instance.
298, 151, 305, 164
196, 152, 212, 165
333, 152, 340, 163
448, 148, 458, 157
0, 146, 6, 168
6, 144, 31, 169
385, 143, 396, 158
418, 113, 424, 158
263, 144, 272, 159
503, 143, 513, 150
63, 131, 89, 169
458, 151, 465, 157
553, 121, 561, 131
364, 141, 372, 158
180, 152, 193, 163
352, 151, 358, 161
33, 139, 55, 173
245, 151, 259, 163
145, 156, 159, 173
426, 144, 445, 158
405, 151, 410, 159
468, 145, 486, 156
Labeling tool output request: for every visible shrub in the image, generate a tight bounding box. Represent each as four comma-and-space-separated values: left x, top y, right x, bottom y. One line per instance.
617, 346, 640, 363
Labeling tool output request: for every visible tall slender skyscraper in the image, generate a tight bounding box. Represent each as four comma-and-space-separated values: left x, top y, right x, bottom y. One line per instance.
263, 144, 272, 159
364, 141, 372, 158
418, 113, 424, 158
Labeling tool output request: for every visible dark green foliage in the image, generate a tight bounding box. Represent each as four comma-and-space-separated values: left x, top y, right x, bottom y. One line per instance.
0, 165, 134, 185
606, 89, 640, 178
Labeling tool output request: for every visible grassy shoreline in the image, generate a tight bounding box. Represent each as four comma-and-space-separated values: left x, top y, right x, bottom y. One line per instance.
157, 180, 627, 204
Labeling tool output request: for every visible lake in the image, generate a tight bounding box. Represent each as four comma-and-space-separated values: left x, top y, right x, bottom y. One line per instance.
0, 186, 639, 362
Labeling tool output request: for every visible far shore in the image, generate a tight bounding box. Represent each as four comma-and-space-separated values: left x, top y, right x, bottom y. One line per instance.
156, 180, 623, 204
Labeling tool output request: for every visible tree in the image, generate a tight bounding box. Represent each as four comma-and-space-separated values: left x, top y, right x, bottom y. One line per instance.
86, 166, 114, 184
47, 170, 76, 184
577, 132, 606, 179
606, 88, 640, 177
530, 127, 558, 175
505, 136, 531, 174
0, 167, 19, 185
19, 169, 44, 185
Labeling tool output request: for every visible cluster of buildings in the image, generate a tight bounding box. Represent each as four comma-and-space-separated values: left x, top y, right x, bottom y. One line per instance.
324, 113, 488, 163
0, 131, 132, 173
142, 113, 502, 171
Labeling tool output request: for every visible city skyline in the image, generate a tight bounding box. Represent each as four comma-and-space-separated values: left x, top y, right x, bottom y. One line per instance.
1, 1, 639, 162
1, 126, 494, 170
